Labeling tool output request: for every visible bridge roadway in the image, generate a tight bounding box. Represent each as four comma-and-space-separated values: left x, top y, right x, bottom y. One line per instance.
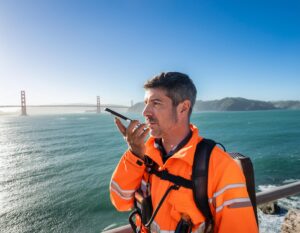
0, 105, 129, 108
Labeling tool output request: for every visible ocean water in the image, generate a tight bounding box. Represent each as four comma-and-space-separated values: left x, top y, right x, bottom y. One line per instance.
0, 110, 299, 233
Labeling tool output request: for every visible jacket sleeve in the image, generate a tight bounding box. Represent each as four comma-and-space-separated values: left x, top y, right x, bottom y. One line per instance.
209, 147, 258, 233
110, 150, 146, 211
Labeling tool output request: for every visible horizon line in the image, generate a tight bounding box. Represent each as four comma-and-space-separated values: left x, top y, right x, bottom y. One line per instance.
1, 97, 299, 108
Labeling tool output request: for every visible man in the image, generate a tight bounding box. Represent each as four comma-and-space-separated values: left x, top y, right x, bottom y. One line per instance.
110, 72, 258, 233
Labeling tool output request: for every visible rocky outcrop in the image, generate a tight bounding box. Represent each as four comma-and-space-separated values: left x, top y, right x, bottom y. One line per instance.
281, 209, 300, 233
259, 201, 281, 215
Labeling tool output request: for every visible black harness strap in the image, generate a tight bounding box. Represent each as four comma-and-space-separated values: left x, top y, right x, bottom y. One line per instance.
148, 169, 193, 189
192, 139, 216, 232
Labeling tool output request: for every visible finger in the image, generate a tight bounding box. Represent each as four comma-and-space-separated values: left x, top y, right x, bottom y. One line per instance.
114, 117, 126, 136
140, 127, 150, 139
126, 120, 140, 134
132, 123, 147, 137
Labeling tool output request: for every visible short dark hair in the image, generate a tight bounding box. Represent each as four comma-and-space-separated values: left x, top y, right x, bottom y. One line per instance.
144, 72, 197, 117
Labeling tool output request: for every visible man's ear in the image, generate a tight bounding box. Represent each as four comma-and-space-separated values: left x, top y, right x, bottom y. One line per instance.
178, 100, 191, 115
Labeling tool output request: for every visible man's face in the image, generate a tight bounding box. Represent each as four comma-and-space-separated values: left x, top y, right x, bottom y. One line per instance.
143, 88, 178, 138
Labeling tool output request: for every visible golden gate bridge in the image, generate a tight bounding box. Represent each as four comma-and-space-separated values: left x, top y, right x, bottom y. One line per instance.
0, 91, 130, 116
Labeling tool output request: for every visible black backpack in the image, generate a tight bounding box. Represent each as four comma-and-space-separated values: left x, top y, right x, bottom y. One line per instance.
192, 139, 258, 231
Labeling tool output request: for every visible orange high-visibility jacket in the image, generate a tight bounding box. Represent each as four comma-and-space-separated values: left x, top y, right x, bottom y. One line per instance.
110, 125, 258, 233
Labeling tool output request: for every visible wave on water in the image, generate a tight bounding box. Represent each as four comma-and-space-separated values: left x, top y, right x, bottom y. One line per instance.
283, 179, 299, 184
102, 223, 118, 231
78, 117, 88, 120
1, 111, 299, 233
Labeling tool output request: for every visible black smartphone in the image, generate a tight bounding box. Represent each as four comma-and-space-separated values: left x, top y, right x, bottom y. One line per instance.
104, 108, 132, 122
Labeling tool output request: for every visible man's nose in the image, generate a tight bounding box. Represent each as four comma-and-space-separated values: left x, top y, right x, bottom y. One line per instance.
142, 104, 151, 117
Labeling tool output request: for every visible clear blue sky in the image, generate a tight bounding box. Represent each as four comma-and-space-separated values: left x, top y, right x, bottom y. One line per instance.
0, 0, 299, 106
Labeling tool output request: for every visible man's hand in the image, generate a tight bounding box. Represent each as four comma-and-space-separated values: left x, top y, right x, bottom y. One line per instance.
114, 117, 150, 159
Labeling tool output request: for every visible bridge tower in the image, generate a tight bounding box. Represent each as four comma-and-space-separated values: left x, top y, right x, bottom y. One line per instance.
21, 90, 27, 116
97, 96, 101, 113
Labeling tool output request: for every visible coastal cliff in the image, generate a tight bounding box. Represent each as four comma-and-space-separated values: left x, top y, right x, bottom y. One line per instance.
127, 97, 300, 113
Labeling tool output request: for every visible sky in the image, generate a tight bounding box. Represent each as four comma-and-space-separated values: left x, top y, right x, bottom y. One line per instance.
0, 0, 299, 106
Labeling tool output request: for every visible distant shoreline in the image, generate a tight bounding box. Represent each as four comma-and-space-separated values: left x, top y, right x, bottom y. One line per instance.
1, 97, 300, 116
127, 97, 300, 113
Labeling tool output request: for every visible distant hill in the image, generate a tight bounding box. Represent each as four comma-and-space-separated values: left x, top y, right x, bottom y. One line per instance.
271, 101, 300, 110
127, 97, 300, 113
194, 97, 276, 111
127, 102, 145, 113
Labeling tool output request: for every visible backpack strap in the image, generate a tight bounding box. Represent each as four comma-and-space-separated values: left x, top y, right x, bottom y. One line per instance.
192, 139, 216, 231
146, 159, 193, 189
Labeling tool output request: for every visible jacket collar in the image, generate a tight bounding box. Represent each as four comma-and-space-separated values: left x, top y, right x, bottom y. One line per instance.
145, 124, 202, 167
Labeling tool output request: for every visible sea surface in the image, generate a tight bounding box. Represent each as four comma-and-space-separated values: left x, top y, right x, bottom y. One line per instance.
0, 110, 299, 233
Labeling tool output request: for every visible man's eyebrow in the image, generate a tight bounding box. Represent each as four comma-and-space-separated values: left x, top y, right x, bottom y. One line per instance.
144, 98, 163, 103
151, 98, 162, 102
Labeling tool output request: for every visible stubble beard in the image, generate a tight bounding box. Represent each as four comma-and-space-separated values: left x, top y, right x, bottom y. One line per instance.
149, 124, 162, 138
149, 109, 178, 138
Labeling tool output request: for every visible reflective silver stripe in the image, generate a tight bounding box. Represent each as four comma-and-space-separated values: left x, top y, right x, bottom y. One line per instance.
216, 197, 251, 213
213, 183, 246, 198
208, 183, 246, 205
150, 220, 175, 233
192, 222, 205, 233
110, 180, 135, 200
110, 187, 134, 200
